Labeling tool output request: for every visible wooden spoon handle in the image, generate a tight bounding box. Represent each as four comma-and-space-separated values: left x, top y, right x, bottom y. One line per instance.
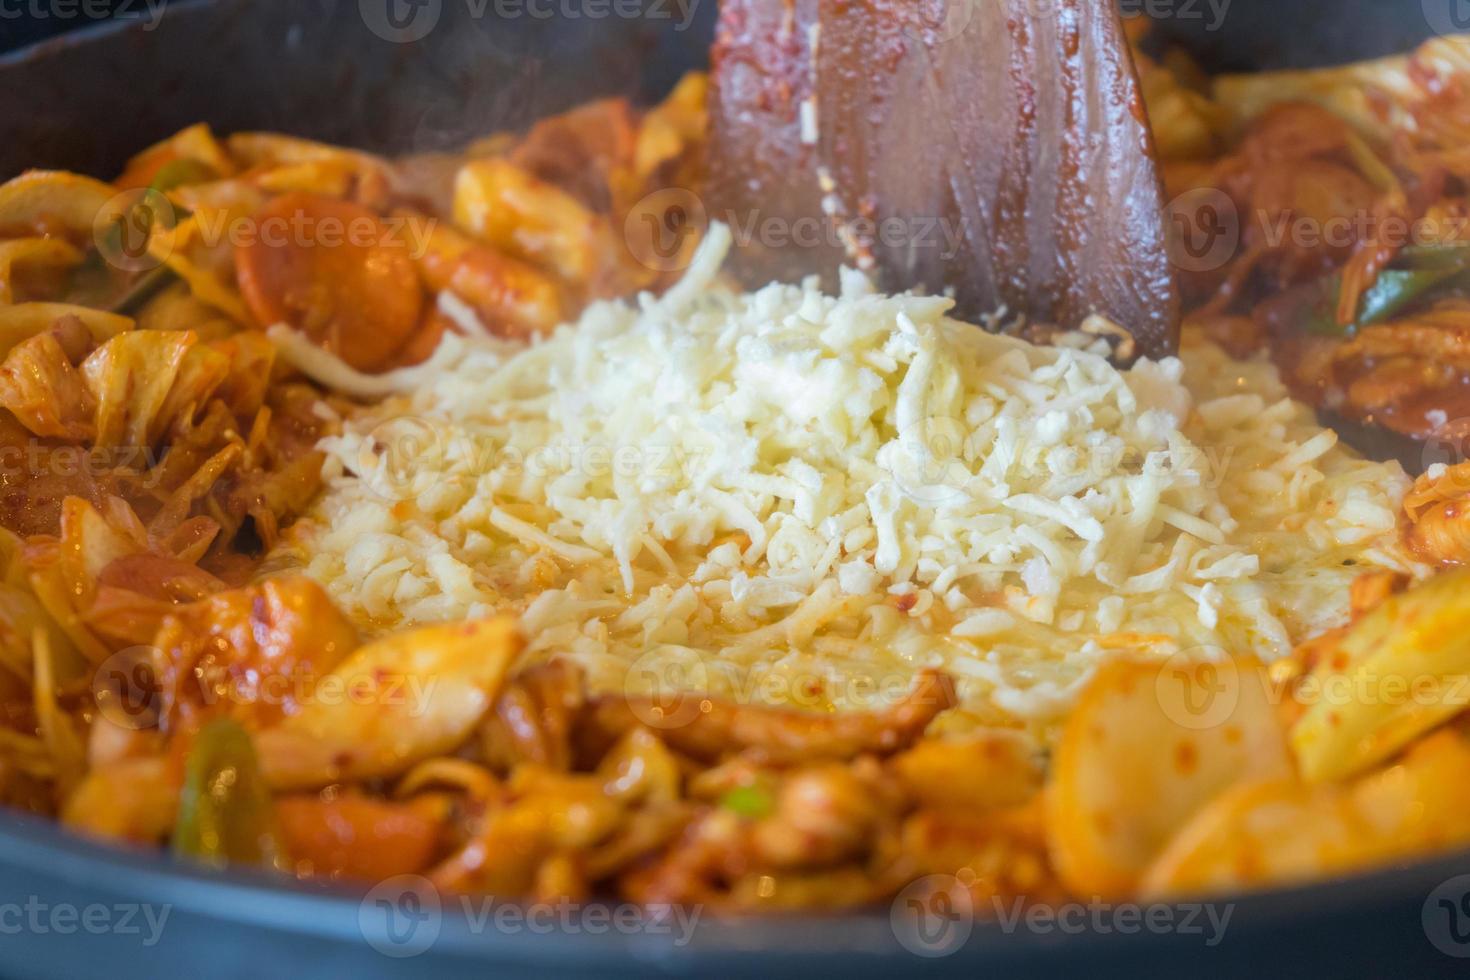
709, 0, 1180, 358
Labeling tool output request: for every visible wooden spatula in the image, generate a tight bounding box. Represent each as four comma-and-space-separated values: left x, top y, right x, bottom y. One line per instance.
708, 0, 1179, 358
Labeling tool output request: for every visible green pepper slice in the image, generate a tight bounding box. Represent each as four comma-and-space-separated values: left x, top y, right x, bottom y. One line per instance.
172, 718, 288, 872
148, 158, 215, 194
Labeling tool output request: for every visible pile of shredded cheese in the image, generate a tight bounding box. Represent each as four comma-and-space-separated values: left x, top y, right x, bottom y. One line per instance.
275, 225, 1418, 736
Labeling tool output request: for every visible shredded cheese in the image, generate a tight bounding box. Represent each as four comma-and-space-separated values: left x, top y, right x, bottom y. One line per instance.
277, 225, 1419, 738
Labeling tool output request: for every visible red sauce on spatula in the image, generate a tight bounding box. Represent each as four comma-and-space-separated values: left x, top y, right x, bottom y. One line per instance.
709, 0, 1180, 359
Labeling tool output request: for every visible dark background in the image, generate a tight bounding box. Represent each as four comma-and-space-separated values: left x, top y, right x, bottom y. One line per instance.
2, 0, 1451, 61
0, 0, 179, 51
0, 0, 1450, 184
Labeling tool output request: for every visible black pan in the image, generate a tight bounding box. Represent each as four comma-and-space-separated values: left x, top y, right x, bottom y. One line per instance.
0, 1, 1468, 977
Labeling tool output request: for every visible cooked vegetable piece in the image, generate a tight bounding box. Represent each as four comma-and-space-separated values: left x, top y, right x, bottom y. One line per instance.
634, 71, 708, 184
1143, 777, 1374, 897
510, 97, 640, 214
80, 330, 196, 449
173, 718, 287, 870
62, 757, 179, 844
591, 669, 956, 763
1047, 655, 1292, 899
1303, 268, 1468, 336
0, 303, 131, 360
255, 618, 522, 790
32, 627, 86, 798
56, 497, 149, 604
412, 215, 564, 339
115, 124, 234, 190
889, 732, 1043, 811
155, 340, 232, 434
1249, 159, 1378, 282
433, 248, 563, 338
900, 802, 1065, 908
0, 333, 97, 441
1403, 462, 1470, 566
131, 280, 230, 335
0, 238, 83, 304
748, 763, 885, 869
454, 159, 596, 283
147, 215, 252, 325
1354, 269, 1465, 326
1290, 569, 1470, 783
235, 192, 423, 371
154, 576, 359, 731
226, 132, 391, 206
429, 775, 622, 897
0, 171, 117, 241
148, 159, 216, 194
1212, 36, 1469, 145
720, 785, 774, 819
1397, 243, 1470, 272
1144, 729, 1470, 896
275, 793, 440, 880
478, 660, 586, 773
596, 727, 681, 805
0, 533, 74, 684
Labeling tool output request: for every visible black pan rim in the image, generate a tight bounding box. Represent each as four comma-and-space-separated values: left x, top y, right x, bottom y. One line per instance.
3, 801, 1468, 962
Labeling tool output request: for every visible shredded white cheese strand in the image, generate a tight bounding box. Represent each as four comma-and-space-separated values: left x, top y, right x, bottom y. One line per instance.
267, 323, 470, 399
